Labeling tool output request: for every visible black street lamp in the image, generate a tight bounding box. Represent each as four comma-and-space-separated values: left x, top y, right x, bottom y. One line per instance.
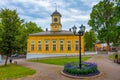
72, 24, 85, 69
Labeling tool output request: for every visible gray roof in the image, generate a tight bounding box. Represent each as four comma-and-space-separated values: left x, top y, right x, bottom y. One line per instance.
29, 30, 74, 36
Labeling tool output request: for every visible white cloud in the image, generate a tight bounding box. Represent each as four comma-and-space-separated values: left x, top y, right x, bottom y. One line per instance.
19, 15, 33, 21
0, 0, 100, 31
20, 14, 51, 29
11, 0, 54, 12
69, 8, 82, 14
60, 8, 90, 24
71, 15, 89, 21
81, 0, 101, 7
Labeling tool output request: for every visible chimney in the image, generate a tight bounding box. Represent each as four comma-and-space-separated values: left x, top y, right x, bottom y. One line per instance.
46, 28, 48, 31
69, 28, 71, 32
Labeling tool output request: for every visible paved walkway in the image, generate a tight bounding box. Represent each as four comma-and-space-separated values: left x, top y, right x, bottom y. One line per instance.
15, 55, 120, 80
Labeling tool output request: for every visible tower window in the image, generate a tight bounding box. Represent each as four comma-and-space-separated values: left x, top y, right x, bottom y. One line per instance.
54, 18, 58, 22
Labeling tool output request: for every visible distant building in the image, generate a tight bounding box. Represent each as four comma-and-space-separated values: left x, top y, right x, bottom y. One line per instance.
95, 42, 112, 52
27, 10, 85, 59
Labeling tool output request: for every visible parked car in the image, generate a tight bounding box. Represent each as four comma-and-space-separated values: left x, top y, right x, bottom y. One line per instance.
111, 47, 117, 52
11, 53, 19, 57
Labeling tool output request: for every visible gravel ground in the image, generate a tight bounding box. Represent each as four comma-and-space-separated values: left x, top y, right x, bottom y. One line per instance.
14, 54, 120, 80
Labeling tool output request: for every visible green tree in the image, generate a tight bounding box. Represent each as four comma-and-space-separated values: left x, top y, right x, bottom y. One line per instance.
84, 30, 97, 51
0, 9, 22, 66
88, 0, 118, 53
0, 22, 4, 54
114, 0, 120, 45
23, 21, 43, 33
0, 9, 44, 64
16, 22, 43, 54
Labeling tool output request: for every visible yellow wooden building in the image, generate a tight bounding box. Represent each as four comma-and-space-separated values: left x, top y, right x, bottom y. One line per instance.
27, 10, 84, 59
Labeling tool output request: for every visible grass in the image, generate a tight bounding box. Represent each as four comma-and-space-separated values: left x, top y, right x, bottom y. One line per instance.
29, 56, 91, 65
109, 53, 120, 60
0, 64, 36, 80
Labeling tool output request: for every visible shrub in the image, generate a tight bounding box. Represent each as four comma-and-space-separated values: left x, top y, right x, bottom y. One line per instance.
63, 62, 99, 76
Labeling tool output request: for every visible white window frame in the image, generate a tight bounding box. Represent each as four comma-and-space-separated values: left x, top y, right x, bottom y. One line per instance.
75, 41, 79, 51
67, 40, 71, 51
38, 40, 41, 51
45, 40, 49, 51
31, 40, 34, 51
60, 40, 64, 51
52, 40, 56, 51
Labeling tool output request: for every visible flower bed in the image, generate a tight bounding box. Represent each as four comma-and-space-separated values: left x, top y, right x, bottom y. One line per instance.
63, 62, 100, 77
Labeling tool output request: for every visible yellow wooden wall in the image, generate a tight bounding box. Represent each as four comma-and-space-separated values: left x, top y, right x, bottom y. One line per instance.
95, 43, 101, 48
27, 35, 84, 54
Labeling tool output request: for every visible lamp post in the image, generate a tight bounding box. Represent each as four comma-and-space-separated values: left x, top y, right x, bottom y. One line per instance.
72, 24, 85, 69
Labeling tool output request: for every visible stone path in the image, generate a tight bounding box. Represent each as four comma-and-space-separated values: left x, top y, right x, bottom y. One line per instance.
15, 55, 120, 80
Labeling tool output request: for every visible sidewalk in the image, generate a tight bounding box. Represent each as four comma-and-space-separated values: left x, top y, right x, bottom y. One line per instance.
15, 54, 120, 80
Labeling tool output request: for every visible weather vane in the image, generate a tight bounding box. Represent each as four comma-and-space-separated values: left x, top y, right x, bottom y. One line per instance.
54, 3, 57, 10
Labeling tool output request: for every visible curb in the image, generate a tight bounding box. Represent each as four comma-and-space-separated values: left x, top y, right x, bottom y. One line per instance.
61, 71, 103, 79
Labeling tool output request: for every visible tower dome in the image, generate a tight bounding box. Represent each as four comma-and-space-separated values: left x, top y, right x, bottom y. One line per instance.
51, 10, 61, 17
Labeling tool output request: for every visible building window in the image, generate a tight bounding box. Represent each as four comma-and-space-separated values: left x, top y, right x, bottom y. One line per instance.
52, 40, 56, 51
75, 41, 79, 51
31, 40, 34, 51
45, 40, 49, 51
60, 40, 64, 51
67, 41, 71, 51
38, 40, 41, 51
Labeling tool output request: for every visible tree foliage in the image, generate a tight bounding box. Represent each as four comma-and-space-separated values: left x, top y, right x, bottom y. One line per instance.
0, 9, 22, 65
16, 22, 43, 53
23, 21, 43, 33
0, 9, 43, 65
88, 0, 120, 49
114, 0, 120, 44
0, 22, 4, 54
84, 30, 97, 51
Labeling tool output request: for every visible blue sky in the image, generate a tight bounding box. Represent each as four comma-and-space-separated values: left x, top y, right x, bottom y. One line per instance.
0, 0, 101, 31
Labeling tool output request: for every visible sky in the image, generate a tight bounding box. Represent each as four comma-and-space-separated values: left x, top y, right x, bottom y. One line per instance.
0, 0, 101, 31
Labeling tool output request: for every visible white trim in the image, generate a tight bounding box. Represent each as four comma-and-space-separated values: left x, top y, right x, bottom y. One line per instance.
45, 40, 49, 51
38, 40, 42, 51
60, 40, 64, 51
31, 40, 34, 44
26, 53, 80, 59
67, 40, 71, 51
26, 52, 97, 59
52, 40, 56, 51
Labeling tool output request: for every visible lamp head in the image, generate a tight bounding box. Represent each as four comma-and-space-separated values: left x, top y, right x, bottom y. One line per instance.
72, 25, 77, 35
78, 24, 86, 35
80, 24, 85, 33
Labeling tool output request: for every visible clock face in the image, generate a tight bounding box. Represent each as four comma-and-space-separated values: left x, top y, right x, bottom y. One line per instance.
54, 18, 58, 22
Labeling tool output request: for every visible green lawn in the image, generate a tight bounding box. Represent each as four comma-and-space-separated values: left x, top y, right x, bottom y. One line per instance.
29, 56, 91, 65
0, 64, 36, 80
109, 53, 120, 60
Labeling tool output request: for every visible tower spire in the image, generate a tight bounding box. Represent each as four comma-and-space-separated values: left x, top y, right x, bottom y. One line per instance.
54, 3, 57, 11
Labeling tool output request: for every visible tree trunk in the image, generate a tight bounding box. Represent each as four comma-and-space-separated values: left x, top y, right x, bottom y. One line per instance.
4, 55, 9, 66
107, 42, 110, 54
